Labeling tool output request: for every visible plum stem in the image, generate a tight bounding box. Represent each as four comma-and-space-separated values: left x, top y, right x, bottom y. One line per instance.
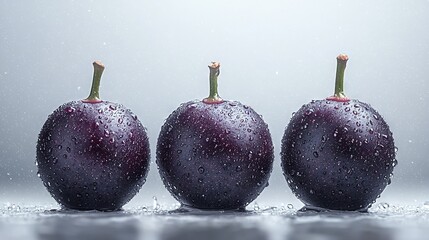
83, 61, 105, 103
327, 54, 350, 102
203, 62, 224, 104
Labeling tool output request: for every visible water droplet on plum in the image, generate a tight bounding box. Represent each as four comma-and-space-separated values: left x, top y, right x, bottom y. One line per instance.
65, 107, 76, 113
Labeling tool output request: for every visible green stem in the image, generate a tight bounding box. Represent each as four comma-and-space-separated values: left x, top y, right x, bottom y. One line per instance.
203, 62, 223, 104
83, 61, 105, 103
327, 54, 350, 102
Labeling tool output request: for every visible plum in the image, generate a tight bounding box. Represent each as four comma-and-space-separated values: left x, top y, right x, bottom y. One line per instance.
36, 61, 150, 211
156, 62, 274, 210
281, 54, 397, 211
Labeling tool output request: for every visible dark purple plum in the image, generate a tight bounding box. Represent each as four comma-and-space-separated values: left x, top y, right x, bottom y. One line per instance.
156, 62, 274, 210
36, 61, 150, 211
281, 54, 397, 211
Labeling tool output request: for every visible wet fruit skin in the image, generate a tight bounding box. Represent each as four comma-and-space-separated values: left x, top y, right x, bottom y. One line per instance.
36, 101, 150, 211
157, 100, 274, 210
281, 99, 396, 211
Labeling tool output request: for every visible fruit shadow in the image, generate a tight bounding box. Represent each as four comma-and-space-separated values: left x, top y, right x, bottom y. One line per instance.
164, 205, 254, 216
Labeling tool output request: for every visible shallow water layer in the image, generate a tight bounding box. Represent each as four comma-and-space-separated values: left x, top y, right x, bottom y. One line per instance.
1, 203, 429, 240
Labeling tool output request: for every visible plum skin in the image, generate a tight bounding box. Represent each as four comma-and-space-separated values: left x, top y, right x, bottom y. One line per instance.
36, 101, 150, 211
157, 100, 274, 210
281, 99, 396, 211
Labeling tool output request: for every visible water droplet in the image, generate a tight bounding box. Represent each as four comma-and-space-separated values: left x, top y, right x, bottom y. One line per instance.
287, 204, 294, 209
253, 202, 260, 211
380, 202, 389, 209
345, 107, 350, 112
373, 114, 379, 120
104, 129, 110, 137
236, 166, 243, 172
118, 118, 123, 124
198, 167, 205, 174
313, 151, 319, 158
152, 196, 160, 210
65, 107, 76, 113
387, 178, 392, 185
109, 105, 117, 110
309, 189, 315, 194
305, 108, 314, 116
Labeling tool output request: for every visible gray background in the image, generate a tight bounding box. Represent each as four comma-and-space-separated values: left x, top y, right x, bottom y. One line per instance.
0, 0, 428, 208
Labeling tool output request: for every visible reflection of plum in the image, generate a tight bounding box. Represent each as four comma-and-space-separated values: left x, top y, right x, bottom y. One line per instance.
160, 217, 268, 240
36, 61, 150, 211
287, 214, 394, 240
281, 54, 396, 211
157, 62, 274, 210
36, 211, 140, 240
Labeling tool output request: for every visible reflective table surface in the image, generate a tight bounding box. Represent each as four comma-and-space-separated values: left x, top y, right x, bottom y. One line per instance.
1, 203, 429, 240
